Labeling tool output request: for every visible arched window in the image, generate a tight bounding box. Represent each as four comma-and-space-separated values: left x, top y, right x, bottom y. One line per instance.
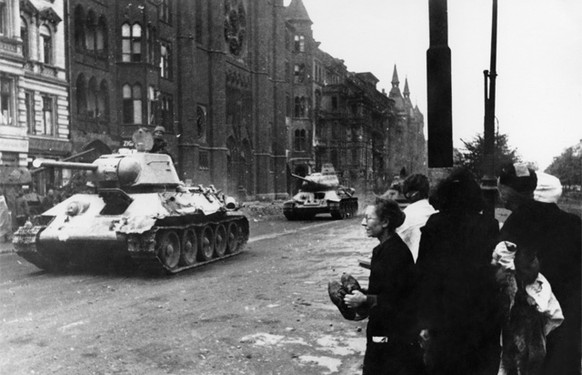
96, 16, 106, 53
74, 5, 85, 50
294, 64, 305, 84
41, 95, 54, 135
160, 93, 173, 132
85, 10, 96, 51
294, 129, 307, 151
160, 41, 172, 79
0, 76, 14, 126
122, 83, 142, 124
0, 2, 8, 36
196, 104, 206, 141
147, 25, 156, 63
160, 0, 171, 24
294, 96, 302, 118
87, 77, 98, 117
76, 74, 87, 115
294, 35, 305, 53
148, 86, 156, 125
294, 96, 306, 117
98, 80, 108, 119
121, 23, 142, 62
39, 25, 52, 64
20, 17, 29, 60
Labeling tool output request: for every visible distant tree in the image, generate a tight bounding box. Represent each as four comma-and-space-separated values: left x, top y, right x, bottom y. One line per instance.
545, 147, 582, 190
454, 133, 520, 178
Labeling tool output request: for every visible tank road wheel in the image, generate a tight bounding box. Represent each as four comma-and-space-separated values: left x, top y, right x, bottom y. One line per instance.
226, 222, 240, 254
346, 201, 355, 218
214, 224, 228, 257
180, 229, 198, 266
331, 202, 346, 220
340, 202, 348, 219
198, 225, 215, 261
157, 230, 181, 271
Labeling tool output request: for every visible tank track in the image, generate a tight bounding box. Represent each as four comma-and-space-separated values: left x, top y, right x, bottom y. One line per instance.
127, 214, 249, 275
284, 198, 359, 221
330, 198, 359, 220
12, 225, 56, 270
13, 215, 249, 275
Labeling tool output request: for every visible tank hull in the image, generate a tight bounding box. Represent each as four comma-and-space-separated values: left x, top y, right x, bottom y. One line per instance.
13, 192, 249, 274
283, 190, 358, 220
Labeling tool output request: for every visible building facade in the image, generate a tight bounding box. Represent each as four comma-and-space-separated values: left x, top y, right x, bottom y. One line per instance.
0, 0, 69, 229
285, 0, 426, 194
1, 0, 426, 207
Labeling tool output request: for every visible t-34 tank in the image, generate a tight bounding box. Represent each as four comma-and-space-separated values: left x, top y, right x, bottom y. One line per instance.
13, 129, 249, 274
283, 164, 358, 220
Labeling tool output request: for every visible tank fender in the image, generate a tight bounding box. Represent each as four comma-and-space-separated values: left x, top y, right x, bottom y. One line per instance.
113, 215, 158, 234
159, 192, 224, 216
324, 191, 341, 202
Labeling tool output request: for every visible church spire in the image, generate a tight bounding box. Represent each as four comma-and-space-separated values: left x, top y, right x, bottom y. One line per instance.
388, 65, 404, 110
391, 65, 400, 88
403, 77, 410, 98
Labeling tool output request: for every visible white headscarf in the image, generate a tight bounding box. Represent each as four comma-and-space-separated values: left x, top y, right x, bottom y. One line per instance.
533, 172, 562, 203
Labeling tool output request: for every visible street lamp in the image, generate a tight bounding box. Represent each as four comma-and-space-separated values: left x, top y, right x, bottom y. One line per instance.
481, 0, 498, 218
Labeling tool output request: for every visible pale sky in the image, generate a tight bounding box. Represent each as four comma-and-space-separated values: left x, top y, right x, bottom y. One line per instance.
291, 0, 582, 170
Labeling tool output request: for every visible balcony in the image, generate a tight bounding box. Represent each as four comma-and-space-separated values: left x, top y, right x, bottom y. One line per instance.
0, 36, 20, 56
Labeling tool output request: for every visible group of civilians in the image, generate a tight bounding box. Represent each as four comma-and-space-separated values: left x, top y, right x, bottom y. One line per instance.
336, 163, 581, 375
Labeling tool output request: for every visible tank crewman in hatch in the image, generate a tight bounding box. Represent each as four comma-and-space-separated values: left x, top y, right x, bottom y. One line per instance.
149, 126, 175, 164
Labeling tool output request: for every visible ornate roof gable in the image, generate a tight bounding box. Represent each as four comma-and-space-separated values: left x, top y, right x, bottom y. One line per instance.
20, 0, 61, 24
40, 7, 62, 25
20, 0, 39, 15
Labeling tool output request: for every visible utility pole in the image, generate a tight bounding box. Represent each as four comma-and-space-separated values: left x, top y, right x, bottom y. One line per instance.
427, 0, 453, 169
482, 0, 498, 218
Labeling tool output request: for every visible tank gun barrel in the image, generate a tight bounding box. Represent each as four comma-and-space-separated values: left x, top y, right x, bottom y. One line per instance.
32, 159, 98, 171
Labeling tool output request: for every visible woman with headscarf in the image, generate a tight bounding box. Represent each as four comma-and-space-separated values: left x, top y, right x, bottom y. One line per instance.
397, 173, 437, 262
344, 196, 425, 375
416, 168, 502, 375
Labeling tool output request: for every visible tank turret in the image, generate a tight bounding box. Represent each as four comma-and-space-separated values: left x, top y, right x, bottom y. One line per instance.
13, 129, 249, 275
32, 129, 180, 191
33, 153, 181, 190
284, 164, 358, 220
291, 173, 340, 192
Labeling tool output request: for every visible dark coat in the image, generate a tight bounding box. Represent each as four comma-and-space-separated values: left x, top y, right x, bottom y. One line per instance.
150, 138, 175, 164
416, 210, 502, 375
363, 234, 424, 375
367, 233, 418, 342
499, 200, 581, 375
